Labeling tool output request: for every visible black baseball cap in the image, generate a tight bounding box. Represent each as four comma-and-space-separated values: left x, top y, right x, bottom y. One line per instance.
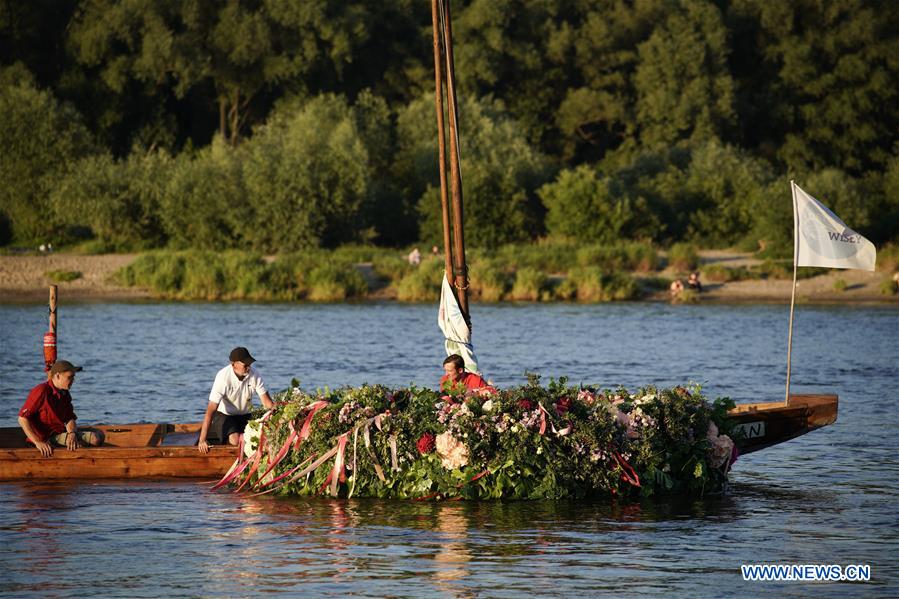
229, 347, 255, 365
49, 360, 83, 375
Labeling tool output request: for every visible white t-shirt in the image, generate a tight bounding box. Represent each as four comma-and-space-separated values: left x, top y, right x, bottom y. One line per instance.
208, 364, 268, 415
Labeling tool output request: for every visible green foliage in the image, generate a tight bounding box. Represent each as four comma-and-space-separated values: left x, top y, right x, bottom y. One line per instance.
539, 165, 659, 243
115, 250, 271, 300
492, 241, 578, 273
49, 151, 169, 250
877, 244, 899, 273
242, 95, 371, 250
731, 0, 899, 174
701, 265, 756, 283
576, 242, 658, 272
509, 267, 548, 301
407, 94, 551, 248
2, 1, 897, 253
0, 80, 96, 243
832, 278, 848, 292
395, 258, 444, 302
44, 270, 82, 283
563, 267, 639, 302
236, 381, 737, 500
307, 262, 368, 302
634, 0, 736, 149
668, 243, 699, 272
671, 288, 701, 304
879, 277, 898, 296
469, 258, 511, 302
158, 138, 246, 250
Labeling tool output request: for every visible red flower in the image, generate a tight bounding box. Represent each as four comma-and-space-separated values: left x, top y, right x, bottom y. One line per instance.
517, 399, 534, 411
555, 396, 572, 415
416, 432, 436, 455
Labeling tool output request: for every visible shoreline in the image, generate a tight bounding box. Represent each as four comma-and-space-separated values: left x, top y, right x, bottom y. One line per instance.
1, 252, 896, 305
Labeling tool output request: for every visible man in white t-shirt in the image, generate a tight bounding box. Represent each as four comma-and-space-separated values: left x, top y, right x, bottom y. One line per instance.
198, 346, 274, 453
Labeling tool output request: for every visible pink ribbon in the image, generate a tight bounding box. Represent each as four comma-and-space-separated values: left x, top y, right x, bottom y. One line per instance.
297, 400, 330, 446
252, 428, 299, 490
328, 433, 349, 497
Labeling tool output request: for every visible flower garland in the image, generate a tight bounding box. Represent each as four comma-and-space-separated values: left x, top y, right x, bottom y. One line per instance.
218, 376, 738, 500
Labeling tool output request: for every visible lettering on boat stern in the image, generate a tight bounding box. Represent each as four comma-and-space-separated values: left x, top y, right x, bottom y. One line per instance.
734, 421, 766, 439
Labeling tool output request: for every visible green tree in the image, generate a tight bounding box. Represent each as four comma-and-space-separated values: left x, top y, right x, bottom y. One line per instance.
399, 94, 550, 248
454, 0, 567, 151
67, 0, 371, 145
242, 94, 370, 251
0, 79, 95, 243
729, 0, 899, 174
551, 0, 668, 161
49, 151, 171, 249
539, 164, 659, 243
159, 137, 246, 249
634, 0, 736, 149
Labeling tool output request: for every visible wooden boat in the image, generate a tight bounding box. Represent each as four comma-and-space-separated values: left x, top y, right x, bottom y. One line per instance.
0, 394, 836, 480
0, 423, 236, 480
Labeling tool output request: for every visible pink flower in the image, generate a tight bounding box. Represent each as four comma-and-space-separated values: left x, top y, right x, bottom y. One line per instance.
707, 421, 734, 468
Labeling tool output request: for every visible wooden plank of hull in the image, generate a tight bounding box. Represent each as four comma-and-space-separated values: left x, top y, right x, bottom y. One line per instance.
0, 446, 236, 480
0, 422, 238, 480
728, 393, 838, 455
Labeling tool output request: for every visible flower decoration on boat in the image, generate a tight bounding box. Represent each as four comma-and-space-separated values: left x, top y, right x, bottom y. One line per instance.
225, 378, 737, 500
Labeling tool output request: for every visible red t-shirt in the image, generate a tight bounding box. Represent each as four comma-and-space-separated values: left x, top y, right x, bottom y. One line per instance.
18, 381, 76, 442
440, 372, 495, 394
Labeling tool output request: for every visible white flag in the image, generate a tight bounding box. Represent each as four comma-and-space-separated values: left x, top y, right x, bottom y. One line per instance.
437, 275, 479, 373
793, 183, 876, 271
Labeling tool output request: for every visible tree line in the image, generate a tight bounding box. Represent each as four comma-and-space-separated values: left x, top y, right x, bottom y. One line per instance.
1, 0, 897, 253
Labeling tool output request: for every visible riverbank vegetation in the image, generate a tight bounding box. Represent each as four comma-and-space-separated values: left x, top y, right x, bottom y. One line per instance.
1, 2, 896, 257
111, 242, 872, 302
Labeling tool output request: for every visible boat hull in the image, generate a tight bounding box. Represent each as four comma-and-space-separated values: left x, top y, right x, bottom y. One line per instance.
0, 394, 838, 480
728, 393, 838, 455
0, 423, 236, 480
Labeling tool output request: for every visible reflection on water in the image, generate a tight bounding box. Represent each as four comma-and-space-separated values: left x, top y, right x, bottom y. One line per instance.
0, 479, 895, 597
0, 303, 897, 596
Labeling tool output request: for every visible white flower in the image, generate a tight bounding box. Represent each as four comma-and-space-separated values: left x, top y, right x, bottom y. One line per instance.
482, 399, 494, 412
536, 446, 543, 455
435, 431, 469, 470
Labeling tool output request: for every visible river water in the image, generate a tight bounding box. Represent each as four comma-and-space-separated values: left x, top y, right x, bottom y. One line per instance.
0, 301, 896, 596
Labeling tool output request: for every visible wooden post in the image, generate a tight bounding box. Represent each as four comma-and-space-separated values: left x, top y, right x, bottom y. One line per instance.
49, 285, 57, 334
431, 0, 454, 282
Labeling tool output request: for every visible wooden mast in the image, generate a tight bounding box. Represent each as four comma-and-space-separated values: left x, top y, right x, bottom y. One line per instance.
431, 0, 454, 286
432, 0, 470, 325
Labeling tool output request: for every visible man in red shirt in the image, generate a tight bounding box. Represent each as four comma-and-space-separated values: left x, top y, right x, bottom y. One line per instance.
439, 354, 495, 395
18, 360, 104, 457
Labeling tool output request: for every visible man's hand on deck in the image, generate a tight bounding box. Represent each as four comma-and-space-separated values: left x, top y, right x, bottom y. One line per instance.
35, 441, 53, 457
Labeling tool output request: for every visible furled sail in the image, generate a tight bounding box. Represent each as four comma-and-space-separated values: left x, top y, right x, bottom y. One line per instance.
438, 276, 479, 374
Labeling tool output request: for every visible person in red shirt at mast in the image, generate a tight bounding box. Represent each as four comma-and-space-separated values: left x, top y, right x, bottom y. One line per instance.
439, 354, 495, 395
